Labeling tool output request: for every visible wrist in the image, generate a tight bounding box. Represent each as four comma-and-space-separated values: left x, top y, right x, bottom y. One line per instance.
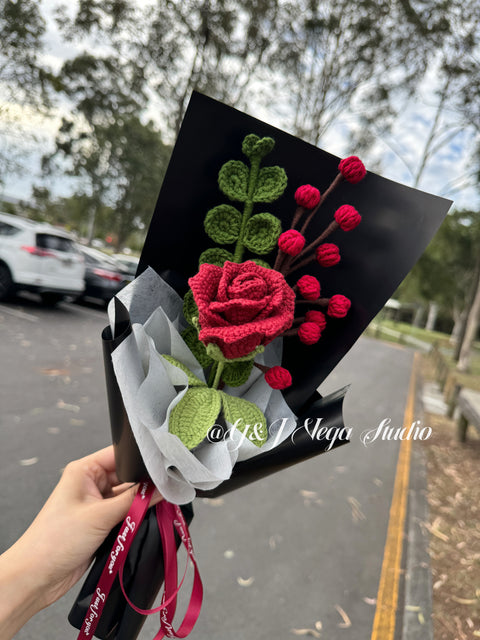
0, 539, 47, 639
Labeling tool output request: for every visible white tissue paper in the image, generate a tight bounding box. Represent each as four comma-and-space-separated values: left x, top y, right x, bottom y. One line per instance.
108, 267, 297, 504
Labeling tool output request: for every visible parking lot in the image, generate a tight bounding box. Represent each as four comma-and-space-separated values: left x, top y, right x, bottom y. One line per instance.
0, 289, 421, 640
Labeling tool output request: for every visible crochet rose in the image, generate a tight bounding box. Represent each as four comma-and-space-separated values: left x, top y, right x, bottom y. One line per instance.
189, 261, 295, 359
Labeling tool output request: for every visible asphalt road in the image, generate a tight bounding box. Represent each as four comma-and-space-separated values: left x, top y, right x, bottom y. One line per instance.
0, 293, 417, 640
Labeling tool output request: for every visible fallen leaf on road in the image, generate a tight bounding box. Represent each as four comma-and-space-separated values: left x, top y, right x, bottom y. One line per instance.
70, 418, 85, 426
347, 496, 366, 522
290, 627, 321, 638
406, 605, 421, 612
450, 595, 478, 605
335, 604, 351, 628
47, 427, 60, 434
56, 400, 80, 413
19, 457, 38, 466
425, 522, 449, 542
363, 597, 376, 605
40, 368, 69, 376
300, 490, 318, 499
237, 577, 254, 587
223, 550, 235, 559
202, 497, 224, 507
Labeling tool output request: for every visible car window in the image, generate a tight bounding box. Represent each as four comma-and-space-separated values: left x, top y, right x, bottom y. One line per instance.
0, 221, 21, 236
36, 233, 75, 253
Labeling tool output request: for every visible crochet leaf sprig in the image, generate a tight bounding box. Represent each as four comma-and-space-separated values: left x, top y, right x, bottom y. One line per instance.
203, 133, 287, 264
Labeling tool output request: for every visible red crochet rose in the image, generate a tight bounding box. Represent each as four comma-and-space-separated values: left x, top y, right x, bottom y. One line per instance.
189, 261, 295, 359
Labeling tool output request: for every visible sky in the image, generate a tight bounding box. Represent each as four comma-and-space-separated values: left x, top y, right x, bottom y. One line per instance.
1, 1, 479, 212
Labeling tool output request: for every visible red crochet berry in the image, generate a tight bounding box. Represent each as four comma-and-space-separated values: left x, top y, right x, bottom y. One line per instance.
265, 366, 292, 390
338, 156, 366, 184
316, 243, 340, 267
334, 204, 361, 231
298, 322, 321, 345
295, 184, 321, 209
297, 275, 320, 300
305, 310, 327, 332
278, 229, 305, 256
328, 294, 351, 318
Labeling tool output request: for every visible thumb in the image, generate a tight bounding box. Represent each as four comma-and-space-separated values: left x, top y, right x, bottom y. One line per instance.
96, 484, 163, 532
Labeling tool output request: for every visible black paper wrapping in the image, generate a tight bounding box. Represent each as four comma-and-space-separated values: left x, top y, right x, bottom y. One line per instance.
69, 92, 452, 639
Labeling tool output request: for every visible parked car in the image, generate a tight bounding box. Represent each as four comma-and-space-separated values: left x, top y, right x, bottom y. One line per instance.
112, 253, 139, 278
0, 212, 85, 304
77, 245, 130, 304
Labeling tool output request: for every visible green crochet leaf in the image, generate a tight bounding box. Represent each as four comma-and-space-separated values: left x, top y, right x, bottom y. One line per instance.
206, 342, 265, 363
220, 393, 268, 447
243, 213, 282, 255
181, 326, 214, 368
160, 354, 205, 387
204, 204, 242, 244
251, 258, 272, 269
199, 247, 235, 267
221, 359, 254, 387
218, 160, 249, 202
183, 290, 198, 326
242, 134, 275, 161
253, 166, 287, 203
169, 387, 221, 450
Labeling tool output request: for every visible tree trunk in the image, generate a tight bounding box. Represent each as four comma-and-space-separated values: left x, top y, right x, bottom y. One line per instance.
412, 304, 424, 328
425, 302, 439, 331
450, 309, 466, 345
457, 275, 480, 372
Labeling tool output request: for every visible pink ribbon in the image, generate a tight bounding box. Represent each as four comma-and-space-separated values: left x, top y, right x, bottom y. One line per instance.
77, 481, 203, 640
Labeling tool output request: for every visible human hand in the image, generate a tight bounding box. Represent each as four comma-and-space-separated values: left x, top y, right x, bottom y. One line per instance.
0, 446, 161, 640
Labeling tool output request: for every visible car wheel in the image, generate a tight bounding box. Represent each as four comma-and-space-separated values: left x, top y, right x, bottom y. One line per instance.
0, 263, 13, 301
41, 292, 65, 306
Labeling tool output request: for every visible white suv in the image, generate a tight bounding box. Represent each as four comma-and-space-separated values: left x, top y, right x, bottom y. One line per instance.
0, 212, 85, 304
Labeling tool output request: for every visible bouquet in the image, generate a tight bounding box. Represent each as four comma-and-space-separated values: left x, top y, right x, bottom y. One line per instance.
69, 92, 451, 639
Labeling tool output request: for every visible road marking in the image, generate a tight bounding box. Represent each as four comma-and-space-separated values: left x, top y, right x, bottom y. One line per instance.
370, 351, 418, 640
0, 304, 39, 323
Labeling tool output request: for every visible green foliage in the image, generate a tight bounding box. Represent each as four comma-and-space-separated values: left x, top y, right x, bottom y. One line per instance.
160, 355, 205, 387
219, 392, 267, 447
253, 166, 288, 203
243, 213, 282, 255
221, 359, 255, 387
181, 326, 213, 368
204, 205, 242, 244
218, 160, 249, 202
242, 134, 275, 160
182, 290, 198, 326
198, 248, 235, 267
396, 209, 480, 318
169, 387, 221, 449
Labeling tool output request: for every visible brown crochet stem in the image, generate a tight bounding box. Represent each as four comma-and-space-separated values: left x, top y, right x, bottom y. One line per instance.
296, 297, 330, 307
292, 316, 306, 324
290, 206, 305, 230
253, 362, 269, 373
273, 250, 288, 271
280, 172, 344, 276
285, 253, 316, 275
292, 220, 339, 264
282, 328, 299, 337
299, 172, 343, 237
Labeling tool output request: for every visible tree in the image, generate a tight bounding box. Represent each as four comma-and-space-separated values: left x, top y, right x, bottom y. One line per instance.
395, 209, 480, 334
0, 0, 52, 186
45, 51, 171, 248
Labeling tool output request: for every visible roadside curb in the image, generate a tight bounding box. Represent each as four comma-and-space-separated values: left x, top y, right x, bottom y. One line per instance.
401, 354, 434, 639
